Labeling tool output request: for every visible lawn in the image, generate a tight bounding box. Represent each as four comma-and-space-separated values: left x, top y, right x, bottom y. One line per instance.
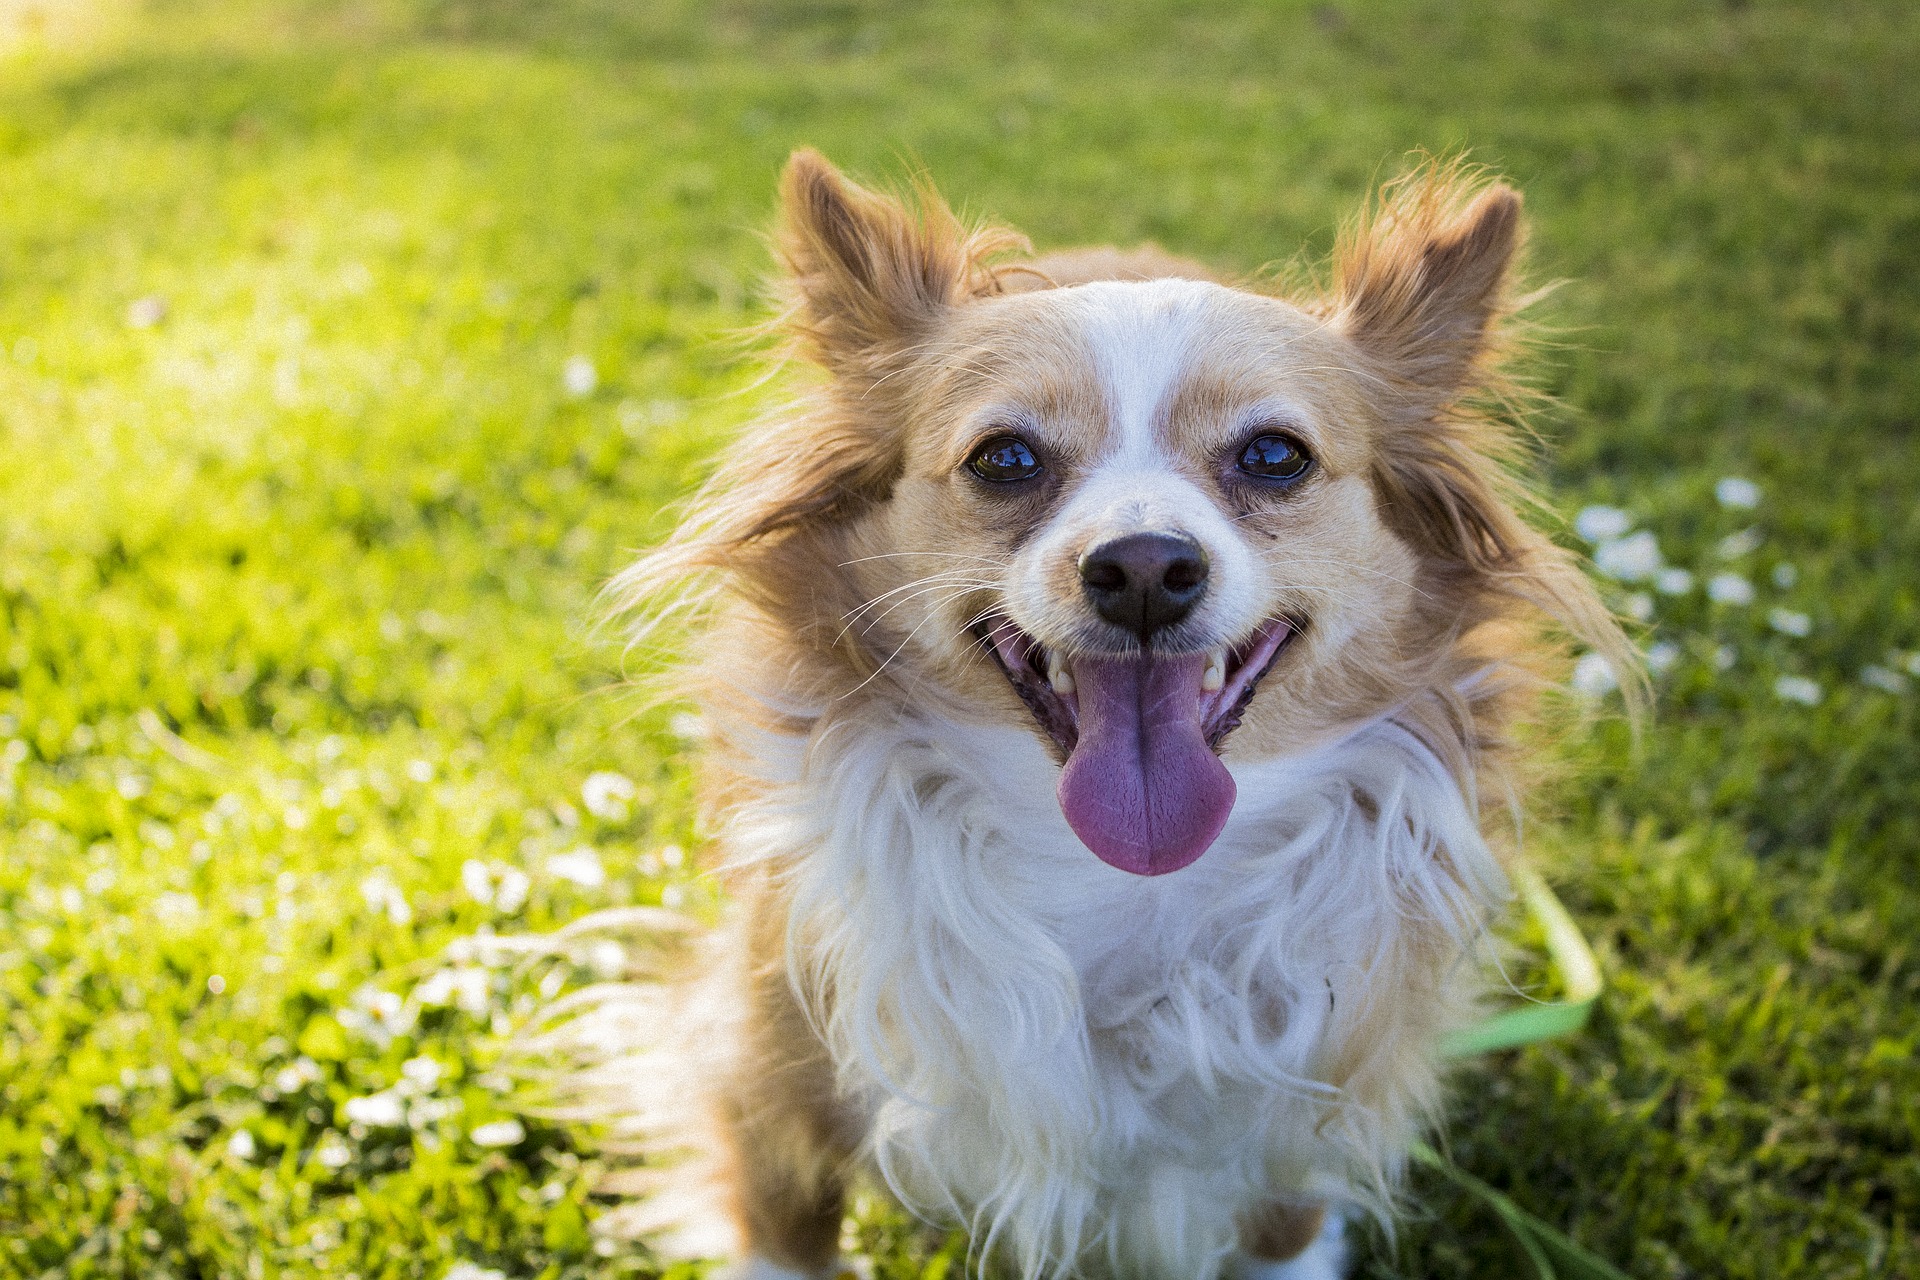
0, 1, 1915, 1277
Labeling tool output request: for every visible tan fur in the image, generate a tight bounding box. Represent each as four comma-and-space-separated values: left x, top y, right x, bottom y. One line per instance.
1000, 244, 1224, 291
606, 151, 1633, 1274
712, 871, 860, 1273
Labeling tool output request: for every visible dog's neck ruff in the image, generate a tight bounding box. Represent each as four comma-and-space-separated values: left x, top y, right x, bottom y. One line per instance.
726, 702, 1507, 1280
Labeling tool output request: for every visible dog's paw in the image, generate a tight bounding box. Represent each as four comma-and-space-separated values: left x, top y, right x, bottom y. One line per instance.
1225, 1210, 1349, 1280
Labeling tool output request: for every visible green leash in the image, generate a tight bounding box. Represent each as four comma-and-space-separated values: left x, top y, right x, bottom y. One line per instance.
1411, 863, 1632, 1280
1440, 863, 1604, 1058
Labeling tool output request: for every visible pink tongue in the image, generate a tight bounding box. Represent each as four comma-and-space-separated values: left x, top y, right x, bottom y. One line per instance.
1056, 652, 1236, 876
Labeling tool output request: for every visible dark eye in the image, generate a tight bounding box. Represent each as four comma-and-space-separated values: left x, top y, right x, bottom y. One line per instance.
967, 435, 1043, 483
1237, 433, 1313, 484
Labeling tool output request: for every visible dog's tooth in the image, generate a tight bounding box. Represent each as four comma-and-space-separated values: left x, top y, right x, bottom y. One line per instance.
1047, 652, 1075, 696
1201, 649, 1226, 692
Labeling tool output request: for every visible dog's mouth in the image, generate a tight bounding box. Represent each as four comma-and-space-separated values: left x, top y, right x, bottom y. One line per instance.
977, 615, 1296, 877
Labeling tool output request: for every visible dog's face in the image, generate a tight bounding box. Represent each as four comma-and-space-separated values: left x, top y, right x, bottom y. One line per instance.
659, 151, 1622, 877
862, 282, 1424, 874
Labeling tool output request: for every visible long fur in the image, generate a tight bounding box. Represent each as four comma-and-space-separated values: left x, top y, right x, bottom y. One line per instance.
547, 151, 1633, 1280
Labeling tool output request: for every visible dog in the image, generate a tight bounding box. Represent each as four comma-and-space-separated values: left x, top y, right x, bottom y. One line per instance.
580, 149, 1632, 1280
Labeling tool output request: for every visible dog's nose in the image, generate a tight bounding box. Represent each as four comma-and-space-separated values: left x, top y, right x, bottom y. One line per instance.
1079, 532, 1210, 643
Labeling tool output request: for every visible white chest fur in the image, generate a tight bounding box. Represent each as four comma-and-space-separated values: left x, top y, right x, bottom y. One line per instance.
725, 710, 1507, 1280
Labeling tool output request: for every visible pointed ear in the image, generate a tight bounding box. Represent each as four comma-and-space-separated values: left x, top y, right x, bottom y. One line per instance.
1332, 166, 1524, 407
1329, 170, 1638, 714
777, 149, 1023, 373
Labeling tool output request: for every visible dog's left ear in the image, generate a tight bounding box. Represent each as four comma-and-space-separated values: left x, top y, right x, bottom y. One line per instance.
1332, 168, 1641, 710
779, 149, 1023, 376
1331, 167, 1523, 407
1330, 167, 1530, 576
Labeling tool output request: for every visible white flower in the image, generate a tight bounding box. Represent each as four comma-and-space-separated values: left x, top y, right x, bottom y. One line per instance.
359, 871, 413, 926
1717, 528, 1761, 559
1768, 608, 1812, 638
226, 1129, 257, 1161
460, 860, 528, 915
1574, 505, 1632, 543
407, 758, 435, 783
470, 1119, 525, 1148
1772, 562, 1799, 589
1707, 573, 1755, 606
1715, 476, 1761, 509
409, 1096, 461, 1128
314, 1132, 353, 1169
659, 843, 685, 869
344, 1091, 406, 1127
668, 711, 707, 741
580, 771, 638, 822
1593, 531, 1662, 582
546, 847, 605, 888
445, 1263, 507, 1280
493, 867, 530, 914
1714, 645, 1737, 671
366, 989, 404, 1024
127, 296, 168, 329
416, 967, 491, 1016
1655, 568, 1694, 596
450, 968, 492, 1015
1646, 641, 1681, 674
661, 884, 686, 909
1624, 593, 1654, 622
155, 892, 201, 922
272, 1057, 322, 1094
401, 1056, 444, 1091
1861, 665, 1909, 694
1774, 675, 1822, 706
562, 354, 598, 398
461, 859, 494, 906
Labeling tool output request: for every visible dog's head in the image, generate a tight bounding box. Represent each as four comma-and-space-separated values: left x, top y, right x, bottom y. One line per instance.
630, 151, 1628, 876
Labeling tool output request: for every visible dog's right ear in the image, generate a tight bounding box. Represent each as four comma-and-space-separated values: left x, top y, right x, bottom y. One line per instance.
778, 149, 1022, 375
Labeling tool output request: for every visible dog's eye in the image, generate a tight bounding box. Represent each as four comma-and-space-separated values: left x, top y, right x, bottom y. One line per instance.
1237, 434, 1313, 484
967, 436, 1043, 483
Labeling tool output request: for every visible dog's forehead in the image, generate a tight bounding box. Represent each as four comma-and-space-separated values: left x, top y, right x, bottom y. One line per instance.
933, 279, 1351, 459
1051, 279, 1223, 450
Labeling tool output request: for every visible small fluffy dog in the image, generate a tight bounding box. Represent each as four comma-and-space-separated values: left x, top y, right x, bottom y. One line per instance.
585, 150, 1630, 1280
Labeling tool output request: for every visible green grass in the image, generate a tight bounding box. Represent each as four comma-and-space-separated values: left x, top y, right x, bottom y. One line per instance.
1, 2, 1915, 1276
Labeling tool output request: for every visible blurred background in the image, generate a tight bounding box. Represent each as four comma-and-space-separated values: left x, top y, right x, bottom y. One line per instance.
0, 2, 1914, 1277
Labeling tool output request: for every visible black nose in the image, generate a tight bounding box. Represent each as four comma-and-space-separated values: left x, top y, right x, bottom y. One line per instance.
1078, 532, 1210, 643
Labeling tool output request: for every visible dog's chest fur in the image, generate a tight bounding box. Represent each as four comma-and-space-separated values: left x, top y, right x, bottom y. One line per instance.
728, 705, 1505, 1279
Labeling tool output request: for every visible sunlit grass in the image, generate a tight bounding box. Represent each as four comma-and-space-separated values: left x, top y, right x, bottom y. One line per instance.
1, 2, 1915, 1277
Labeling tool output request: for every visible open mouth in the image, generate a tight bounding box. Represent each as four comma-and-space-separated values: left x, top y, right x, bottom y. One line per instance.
978, 616, 1296, 877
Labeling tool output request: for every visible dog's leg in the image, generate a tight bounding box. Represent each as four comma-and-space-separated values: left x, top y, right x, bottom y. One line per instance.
714, 1064, 850, 1280
710, 886, 858, 1280
1227, 1202, 1348, 1280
